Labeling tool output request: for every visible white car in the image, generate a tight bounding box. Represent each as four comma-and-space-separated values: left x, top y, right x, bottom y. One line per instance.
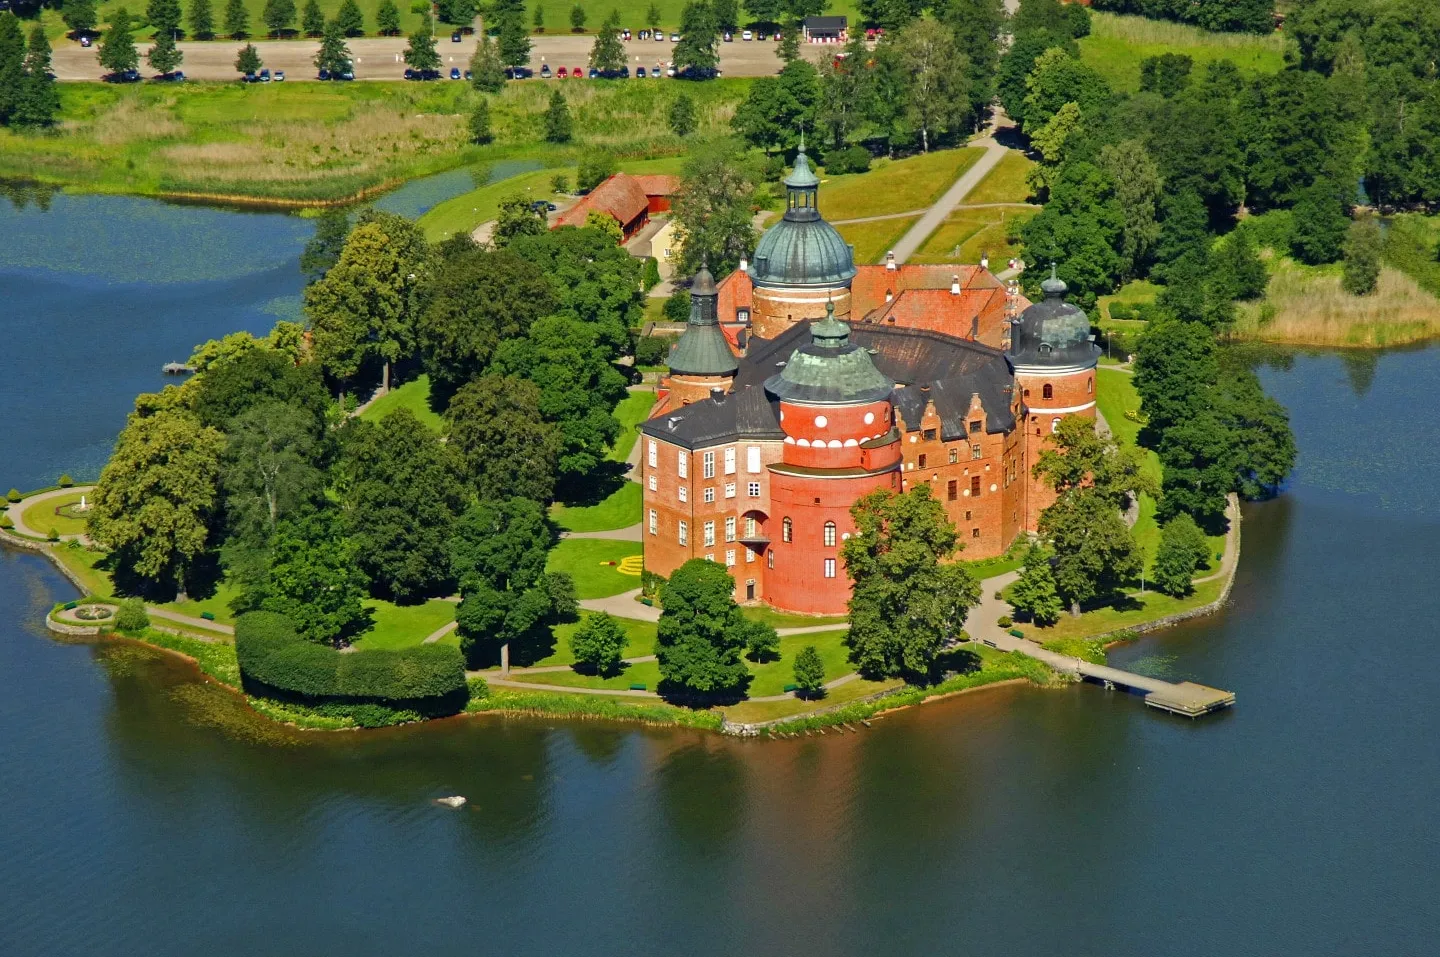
742, 30, 752, 40
655, 31, 665, 41
670, 32, 680, 41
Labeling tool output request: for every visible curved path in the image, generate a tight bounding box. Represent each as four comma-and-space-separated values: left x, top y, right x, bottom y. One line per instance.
8, 486, 96, 542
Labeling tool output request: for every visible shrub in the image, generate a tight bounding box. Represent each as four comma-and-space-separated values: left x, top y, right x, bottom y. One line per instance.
641, 256, 661, 291
57, 474, 73, 487
634, 335, 670, 366
0, 514, 12, 529
1107, 302, 1135, 321
47, 527, 60, 542
640, 568, 666, 598
551, 173, 570, 194
823, 144, 871, 175
663, 288, 690, 322
997, 615, 1013, 628
6, 489, 20, 503
114, 599, 150, 634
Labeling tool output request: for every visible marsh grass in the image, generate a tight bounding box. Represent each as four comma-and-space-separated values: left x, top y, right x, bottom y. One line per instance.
1234, 258, 1440, 347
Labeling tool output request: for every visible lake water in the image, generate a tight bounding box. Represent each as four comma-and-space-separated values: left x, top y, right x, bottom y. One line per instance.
2, 198, 1438, 956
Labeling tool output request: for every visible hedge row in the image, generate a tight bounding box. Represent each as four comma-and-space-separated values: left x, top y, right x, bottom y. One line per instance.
235, 611, 468, 710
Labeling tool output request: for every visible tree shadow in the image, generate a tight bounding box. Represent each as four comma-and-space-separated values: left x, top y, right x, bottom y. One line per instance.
657, 673, 753, 708
555, 460, 629, 507
571, 659, 630, 680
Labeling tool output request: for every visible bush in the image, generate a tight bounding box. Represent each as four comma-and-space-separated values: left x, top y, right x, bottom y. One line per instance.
1107, 302, 1135, 321
997, 615, 1013, 628
823, 144, 871, 175
234, 611, 468, 711
570, 612, 628, 675
551, 173, 570, 194
114, 599, 150, 634
634, 335, 670, 366
741, 618, 780, 663
0, 514, 12, 529
577, 152, 616, 193
663, 288, 690, 322
641, 568, 666, 598
6, 489, 20, 503
57, 474, 73, 487
47, 527, 60, 542
641, 256, 661, 291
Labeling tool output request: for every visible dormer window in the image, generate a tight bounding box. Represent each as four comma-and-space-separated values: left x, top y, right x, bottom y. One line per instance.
737, 308, 750, 323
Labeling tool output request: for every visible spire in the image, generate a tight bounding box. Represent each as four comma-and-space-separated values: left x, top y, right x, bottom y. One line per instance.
1041, 262, 1067, 300
668, 263, 737, 377
810, 300, 850, 350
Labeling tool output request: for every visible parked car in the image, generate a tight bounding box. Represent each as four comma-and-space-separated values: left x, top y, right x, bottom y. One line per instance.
540, 63, 552, 78
572, 65, 583, 77
451, 31, 461, 42
244, 72, 257, 82
529, 200, 558, 213
317, 68, 330, 80
339, 69, 354, 80
259, 68, 271, 82
666, 64, 675, 76
742, 29, 752, 40
655, 31, 665, 41
557, 66, 568, 78
273, 70, 284, 81
635, 66, 646, 77
79, 35, 92, 47
638, 29, 648, 39
505, 66, 534, 79
670, 32, 680, 41
122, 68, 140, 82
723, 32, 732, 41
403, 67, 415, 79
464, 69, 472, 80
772, 31, 782, 40
589, 67, 599, 78
450, 67, 461, 79
622, 28, 632, 39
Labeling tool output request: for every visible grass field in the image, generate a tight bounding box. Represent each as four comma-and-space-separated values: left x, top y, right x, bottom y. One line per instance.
535, 612, 656, 667
740, 606, 846, 630
819, 148, 985, 222
545, 537, 644, 597
21, 492, 90, 538
912, 206, 1034, 266
0, 78, 748, 203
1233, 257, 1440, 348
1077, 11, 1287, 93
834, 215, 919, 266
609, 388, 655, 463
358, 373, 445, 430
550, 481, 642, 532
352, 598, 458, 649
964, 151, 1035, 206
1017, 576, 1226, 644
41, 0, 436, 40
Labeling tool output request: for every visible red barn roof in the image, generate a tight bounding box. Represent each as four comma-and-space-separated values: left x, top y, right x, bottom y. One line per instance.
553, 173, 651, 230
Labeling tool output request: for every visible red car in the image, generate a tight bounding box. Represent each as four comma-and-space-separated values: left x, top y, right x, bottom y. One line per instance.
572, 66, 583, 77
557, 66, 568, 78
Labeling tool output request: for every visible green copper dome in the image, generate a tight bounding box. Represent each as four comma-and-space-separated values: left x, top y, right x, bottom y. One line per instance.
750, 145, 856, 289
668, 263, 738, 377
1011, 266, 1099, 370
765, 303, 893, 405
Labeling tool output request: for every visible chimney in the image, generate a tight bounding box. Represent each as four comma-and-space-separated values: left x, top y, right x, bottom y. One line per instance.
710, 387, 726, 403
885, 251, 897, 271
980, 254, 989, 271
739, 256, 749, 273
950, 274, 961, 295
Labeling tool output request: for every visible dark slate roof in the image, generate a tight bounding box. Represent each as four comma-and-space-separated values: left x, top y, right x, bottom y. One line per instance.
645, 320, 1016, 448
804, 16, 847, 29
1010, 270, 1099, 369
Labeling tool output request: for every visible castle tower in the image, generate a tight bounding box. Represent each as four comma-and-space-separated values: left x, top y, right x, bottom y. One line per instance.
748, 143, 857, 339
762, 304, 901, 615
663, 262, 738, 407
1010, 267, 1101, 530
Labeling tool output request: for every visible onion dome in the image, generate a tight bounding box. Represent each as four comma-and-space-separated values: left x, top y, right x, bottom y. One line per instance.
667, 262, 738, 377
1010, 265, 1099, 370
749, 142, 856, 289
765, 302, 893, 404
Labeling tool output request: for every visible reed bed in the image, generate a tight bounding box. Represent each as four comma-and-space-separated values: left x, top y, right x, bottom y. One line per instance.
1234, 260, 1440, 348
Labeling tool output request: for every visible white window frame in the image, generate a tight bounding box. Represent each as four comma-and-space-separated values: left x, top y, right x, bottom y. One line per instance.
823, 522, 836, 547
647, 440, 657, 469
702, 451, 715, 478
725, 517, 736, 542
649, 509, 658, 535
745, 517, 757, 537
703, 487, 715, 504
703, 521, 715, 547
678, 486, 688, 503
678, 521, 688, 546
748, 481, 761, 497
648, 475, 657, 491
724, 447, 737, 475
725, 549, 736, 567
746, 446, 761, 473
824, 558, 836, 579
678, 450, 688, 479
724, 482, 736, 499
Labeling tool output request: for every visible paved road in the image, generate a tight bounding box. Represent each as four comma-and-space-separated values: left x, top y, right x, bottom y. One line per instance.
51, 33, 823, 82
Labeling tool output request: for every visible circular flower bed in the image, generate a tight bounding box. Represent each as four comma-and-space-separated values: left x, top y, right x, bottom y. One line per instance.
74, 605, 114, 621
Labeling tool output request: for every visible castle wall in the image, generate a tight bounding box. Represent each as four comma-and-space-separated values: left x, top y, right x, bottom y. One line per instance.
750, 286, 851, 340
1014, 366, 1097, 532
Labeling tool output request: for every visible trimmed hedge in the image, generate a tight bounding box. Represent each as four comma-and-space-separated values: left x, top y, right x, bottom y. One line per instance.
235, 611, 468, 713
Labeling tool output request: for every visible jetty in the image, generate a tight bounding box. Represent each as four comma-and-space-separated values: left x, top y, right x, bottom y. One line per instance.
162, 362, 195, 375
982, 631, 1235, 718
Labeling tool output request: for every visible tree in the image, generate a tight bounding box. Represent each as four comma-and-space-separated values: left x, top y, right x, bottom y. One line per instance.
146, 29, 183, 75
713, 0, 738, 32
188, 0, 214, 38
1289, 180, 1349, 265
498, 6, 530, 65
301, 0, 325, 36
416, 246, 555, 393
334, 0, 365, 35
671, 139, 759, 275
569, 2, 585, 31
1139, 52, 1192, 98
841, 486, 981, 683
1155, 410, 1235, 529
297, 212, 346, 286
543, 87, 571, 142
742, 618, 779, 662
88, 409, 226, 596
645, 2, 662, 30
1211, 228, 1268, 302
376, 0, 401, 35
816, 33, 870, 151
583, 210, 620, 244
469, 33, 506, 91
1342, 216, 1382, 296
64, 0, 99, 36
894, 19, 969, 153
1038, 488, 1142, 616
1033, 415, 1154, 511
314, 21, 351, 76
589, 11, 625, 74
262, 0, 296, 36
654, 560, 752, 697
1133, 317, 1218, 439
672, 0, 718, 78
570, 613, 627, 676
1020, 47, 1110, 132
1213, 364, 1295, 502
668, 92, 697, 137
0, 14, 24, 125
1152, 187, 1210, 280
576, 152, 615, 192
1151, 512, 1208, 597
257, 511, 371, 645
1008, 543, 1063, 626
14, 26, 58, 127
777, 21, 799, 62
114, 599, 150, 634
146, 0, 182, 35
493, 193, 548, 246
338, 408, 467, 601
220, 401, 326, 550
505, 224, 643, 353
732, 66, 817, 155
792, 644, 824, 698
445, 375, 562, 503
404, 28, 440, 72
98, 8, 140, 76
1099, 140, 1162, 280
468, 96, 492, 144
224, 0, 249, 37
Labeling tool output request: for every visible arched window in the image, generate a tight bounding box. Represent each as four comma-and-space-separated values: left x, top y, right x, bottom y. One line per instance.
823, 522, 837, 547
1051, 417, 1062, 433
782, 517, 793, 543
1042, 383, 1053, 400
1087, 377, 1093, 394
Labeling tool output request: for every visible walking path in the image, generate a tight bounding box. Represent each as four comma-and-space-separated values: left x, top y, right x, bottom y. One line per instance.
830, 202, 1039, 227
887, 112, 1018, 265
7, 486, 95, 542
561, 525, 643, 542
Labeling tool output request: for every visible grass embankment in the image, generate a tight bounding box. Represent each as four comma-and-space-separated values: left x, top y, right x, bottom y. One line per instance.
911, 150, 1036, 266
358, 374, 445, 430
20, 492, 90, 538
551, 482, 643, 532
545, 538, 644, 598
835, 216, 920, 266
821, 147, 985, 221
1077, 11, 1286, 93
0, 79, 749, 204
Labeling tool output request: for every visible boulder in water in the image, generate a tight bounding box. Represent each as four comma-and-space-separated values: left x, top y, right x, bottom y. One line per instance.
434, 795, 467, 808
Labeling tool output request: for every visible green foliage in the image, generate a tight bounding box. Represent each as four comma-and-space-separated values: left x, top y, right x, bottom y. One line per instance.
302, 0, 325, 35
314, 21, 352, 75
842, 486, 980, 683
1211, 228, 1269, 301
823, 144, 872, 175
403, 28, 441, 72
98, 7, 139, 76
655, 559, 751, 697
186, 0, 215, 39
1139, 52, 1192, 98
234, 42, 262, 75
114, 598, 151, 634
254, 511, 372, 644
577, 152, 616, 193
543, 88, 572, 143
1289, 181, 1349, 265
589, 12, 626, 73
469, 33, 506, 91
57, 474, 73, 488
1033, 415, 1156, 510
792, 644, 825, 698
741, 618, 780, 663
569, 3, 586, 30
673, 0, 719, 77
377, 0, 402, 34
262, 0, 297, 35
569, 612, 627, 675
1152, 512, 1208, 597
64, 0, 100, 35
335, 0, 365, 35
634, 335, 669, 366
147, 0, 182, 33
671, 138, 760, 275
1090, 0, 1275, 34
5, 489, 20, 503
732, 59, 818, 154
224, 0, 249, 37
493, 194, 548, 247
1342, 216, 1382, 296
1008, 543, 1063, 626
466, 96, 491, 144
1039, 487, 1142, 614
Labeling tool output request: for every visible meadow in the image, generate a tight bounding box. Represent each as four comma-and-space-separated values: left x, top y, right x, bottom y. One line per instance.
1077, 11, 1287, 93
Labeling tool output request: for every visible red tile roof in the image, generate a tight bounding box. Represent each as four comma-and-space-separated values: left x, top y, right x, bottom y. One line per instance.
553, 173, 650, 230
630, 174, 681, 197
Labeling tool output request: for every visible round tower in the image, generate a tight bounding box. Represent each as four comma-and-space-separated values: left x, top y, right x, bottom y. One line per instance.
663, 263, 738, 407
748, 143, 857, 340
761, 305, 901, 615
1011, 267, 1101, 529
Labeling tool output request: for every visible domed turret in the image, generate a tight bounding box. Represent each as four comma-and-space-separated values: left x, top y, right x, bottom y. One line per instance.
750, 143, 857, 290
1010, 266, 1099, 371
764, 302, 893, 405
667, 262, 738, 377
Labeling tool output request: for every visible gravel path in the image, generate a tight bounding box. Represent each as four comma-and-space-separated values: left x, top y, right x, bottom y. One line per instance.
8, 486, 95, 542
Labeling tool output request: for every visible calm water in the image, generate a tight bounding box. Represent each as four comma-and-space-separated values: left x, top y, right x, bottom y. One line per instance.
2, 199, 1439, 955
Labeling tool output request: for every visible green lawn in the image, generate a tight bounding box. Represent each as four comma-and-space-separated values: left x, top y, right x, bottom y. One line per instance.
509, 658, 663, 690
834, 215, 920, 266
1077, 11, 1286, 94
740, 606, 847, 630
551, 482, 643, 532
545, 538, 644, 598
531, 612, 657, 667
21, 492, 90, 538
160, 579, 244, 625
1016, 576, 1227, 644
1098, 279, 1161, 321
610, 389, 656, 463
819, 148, 985, 222
352, 598, 458, 650
50, 544, 119, 600
961, 536, 1029, 581
964, 151, 1036, 205
418, 167, 570, 242
358, 374, 444, 431
717, 674, 902, 724
912, 207, 1034, 266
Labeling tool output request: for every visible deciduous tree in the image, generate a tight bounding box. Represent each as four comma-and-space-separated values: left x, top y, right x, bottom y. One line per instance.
404, 27, 440, 71
894, 18, 969, 153
1151, 512, 1208, 597
1099, 139, 1162, 280
672, 0, 718, 77
146, 0, 182, 35
257, 510, 371, 645
792, 644, 824, 697
469, 33, 506, 90
671, 139, 759, 274
655, 559, 752, 697
493, 193, 548, 246
261, 0, 296, 36
220, 401, 326, 548
1342, 215, 1382, 295
1008, 543, 1063, 626
376, 0, 401, 35
570, 613, 627, 675
1038, 487, 1141, 616
669, 91, 697, 137
445, 375, 562, 503
589, 10, 625, 73
63, 0, 99, 36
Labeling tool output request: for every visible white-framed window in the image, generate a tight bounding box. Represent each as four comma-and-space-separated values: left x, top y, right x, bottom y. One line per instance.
648, 474, 657, 491
746, 547, 755, 563
678, 450, 688, 479
823, 522, 837, 547
678, 486, 688, 503
737, 308, 750, 323
972, 445, 982, 460
678, 521, 688, 545
725, 517, 736, 542
703, 487, 715, 504
949, 448, 959, 464
702, 451, 715, 478
746, 446, 761, 473
704, 521, 715, 547
1052, 417, 1062, 433
745, 517, 757, 537
782, 517, 793, 542
723, 447, 736, 474
725, 482, 736, 498
725, 549, 736, 567
648, 440, 657, 468
649, 509, 658, 535
706, 553, 715, 563
824, 558, 836, 578
748, 481, 761, 497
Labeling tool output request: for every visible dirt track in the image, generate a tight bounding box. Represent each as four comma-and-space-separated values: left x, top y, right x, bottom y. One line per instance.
50, 33, 830, 82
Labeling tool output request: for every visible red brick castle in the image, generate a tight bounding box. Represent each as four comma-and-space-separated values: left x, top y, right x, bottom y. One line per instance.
640, 148, 1100, 615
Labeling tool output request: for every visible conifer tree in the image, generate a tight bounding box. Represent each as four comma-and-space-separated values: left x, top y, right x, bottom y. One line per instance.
15, 25, 59, 127
668, 91, 697, 136
569, 3, 585, 32
301, 0, 325, 36
313, 20, 350, 75
588, 10, 624, 74
224, 0, 250, 37
468, 96, 492, 144
376, 0, 401, 35
469, 33, 505, 91
63, 0, 99, 37
498, 7, 530, 66
98, 8, 140, 76
335, 0, 365, 36
235, 41, 262, 75
189, 0, 215, 39
403, 28, 440, 73
533, 4, 544, 31
147, 28, 184, 75
543, 87, 571, 142
0, 14, 25, 125
146, 0, 182, 37
1342, 216, 1381, 296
